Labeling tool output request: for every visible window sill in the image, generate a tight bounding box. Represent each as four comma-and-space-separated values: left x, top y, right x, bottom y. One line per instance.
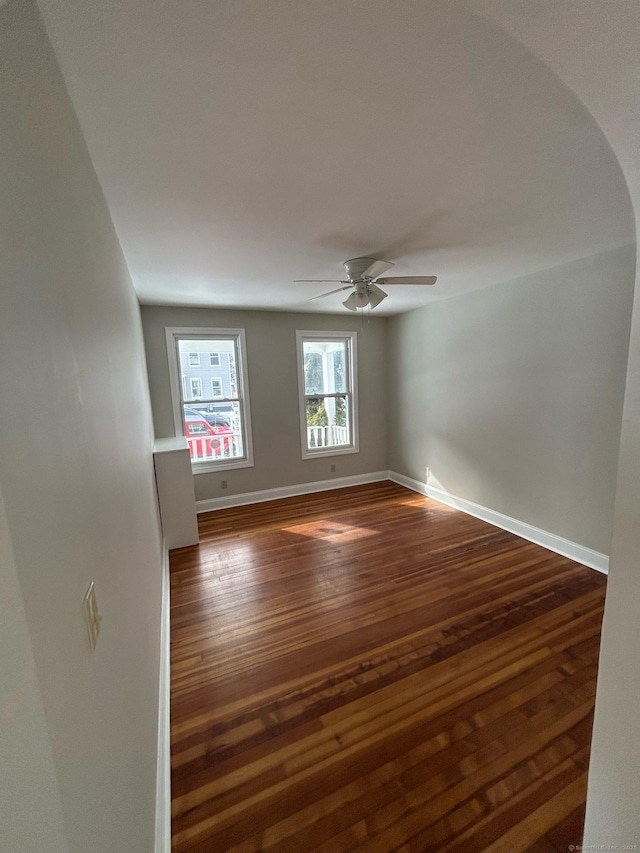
192, 458, 254, 475
302, 445, 359, 461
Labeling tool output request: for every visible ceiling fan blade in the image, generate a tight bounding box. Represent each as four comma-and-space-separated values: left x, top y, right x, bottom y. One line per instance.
375, 276, 437, 285
361, 259, 394, 280
308, 285, 353, 301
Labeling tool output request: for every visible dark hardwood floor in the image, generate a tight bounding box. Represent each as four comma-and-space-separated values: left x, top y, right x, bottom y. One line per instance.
169, 481, 606, 852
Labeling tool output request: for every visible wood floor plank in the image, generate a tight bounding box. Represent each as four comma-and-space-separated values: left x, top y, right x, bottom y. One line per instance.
170, 482, 605, 852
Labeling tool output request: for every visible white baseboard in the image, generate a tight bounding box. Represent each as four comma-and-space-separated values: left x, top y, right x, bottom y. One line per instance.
194, 468, 608, 574
154, 542, 171, 853
196, 470, 390, 513
389, 471, 609, 575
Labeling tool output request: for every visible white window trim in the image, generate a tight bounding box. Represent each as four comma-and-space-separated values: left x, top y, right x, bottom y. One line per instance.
190, 377, 203, 398
165, 327, 254, 473
187, 352, 200, 367
295, 330, 359, 460
210, 352, 220, 366
211, 377, 223, 397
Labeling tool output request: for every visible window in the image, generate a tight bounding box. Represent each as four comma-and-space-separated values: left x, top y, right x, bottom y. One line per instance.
166, 328, 253, 472
296, 331, 358, 458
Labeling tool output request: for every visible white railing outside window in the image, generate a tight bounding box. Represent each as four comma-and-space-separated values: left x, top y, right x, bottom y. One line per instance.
306, 425, 349, 448
187, 432, 244, 462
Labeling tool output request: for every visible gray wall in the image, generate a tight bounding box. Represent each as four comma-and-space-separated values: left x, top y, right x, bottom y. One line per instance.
0, 2, 163, 851
141, 306, 388, 501
388, 245, 635, 555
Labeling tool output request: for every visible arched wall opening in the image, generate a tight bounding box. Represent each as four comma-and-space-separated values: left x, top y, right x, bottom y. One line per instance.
461, 2, 640, 844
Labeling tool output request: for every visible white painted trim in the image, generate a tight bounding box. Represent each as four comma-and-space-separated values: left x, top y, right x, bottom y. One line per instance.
154, 542, 171, 853
196, 470, 389, 513
164, 326, 255, 472
295, 330, 359, 460
389, 471, 609, 574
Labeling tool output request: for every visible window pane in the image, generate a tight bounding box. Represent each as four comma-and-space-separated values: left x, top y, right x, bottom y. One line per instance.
305, 396, 350, 449
183, 403, 244, 462
303, 340, 347, 395
178, 338, 236, 402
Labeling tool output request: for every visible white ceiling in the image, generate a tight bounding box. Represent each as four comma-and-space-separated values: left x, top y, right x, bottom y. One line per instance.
36, 0, 634, 315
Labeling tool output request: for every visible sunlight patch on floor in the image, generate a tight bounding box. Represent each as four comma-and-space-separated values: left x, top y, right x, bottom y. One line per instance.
194, 540, 257, 582
398, 496, 459, 514
283, 519, 376, 543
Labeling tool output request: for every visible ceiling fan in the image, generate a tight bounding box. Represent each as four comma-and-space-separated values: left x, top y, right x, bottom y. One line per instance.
295, 257, 437, 311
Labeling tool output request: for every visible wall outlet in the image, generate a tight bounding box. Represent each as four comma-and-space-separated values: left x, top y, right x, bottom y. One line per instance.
330, 463, 336, 473
220, 479, 228, 489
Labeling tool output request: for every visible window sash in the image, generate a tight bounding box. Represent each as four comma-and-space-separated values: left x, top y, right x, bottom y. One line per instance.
296, 331, 358, 458
178, 340, 239, 407
166, 327, 253, 472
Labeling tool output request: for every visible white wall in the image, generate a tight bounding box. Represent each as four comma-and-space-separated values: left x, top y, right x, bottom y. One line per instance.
388, 246, 635, 555
0, 2, 163, 851
141, 306, 389, 501
0, 485, 70, 853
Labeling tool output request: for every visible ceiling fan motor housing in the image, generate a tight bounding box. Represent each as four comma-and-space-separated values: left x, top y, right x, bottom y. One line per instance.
343, 257, 385, 282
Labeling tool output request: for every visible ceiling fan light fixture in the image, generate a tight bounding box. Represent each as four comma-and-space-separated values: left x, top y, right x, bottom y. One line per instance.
342, 292, 358, 311
367, 283, 388, 309
354, 290, 369, 309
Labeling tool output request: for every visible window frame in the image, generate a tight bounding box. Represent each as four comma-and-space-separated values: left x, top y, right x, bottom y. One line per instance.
209, 352, 220, 367
211, 377, 223, 398
166, 327, 254, 473
295, 330, 359, 460
187, 352, 200, 367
